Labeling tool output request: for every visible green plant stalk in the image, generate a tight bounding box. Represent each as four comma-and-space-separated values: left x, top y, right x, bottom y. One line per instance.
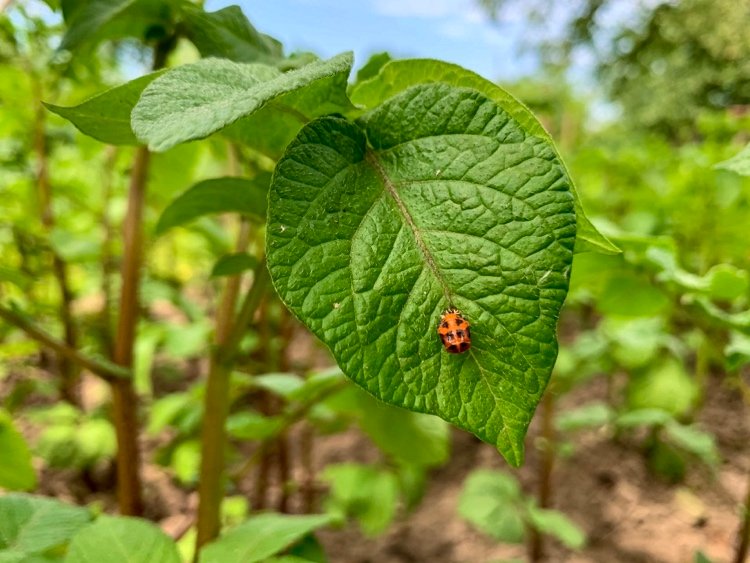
32, 81, 80, 406
110, 145, 150, 516
0, 305, 130, 380
109, 38, 173, 517
528, 389, 556, 562
194, 256, 270, 554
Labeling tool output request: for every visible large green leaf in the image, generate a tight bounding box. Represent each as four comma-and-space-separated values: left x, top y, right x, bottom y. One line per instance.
350, 59, 617, 255
267, 83, 576, 465
0, 411, 35, 491
0, 495, 91, 557
64, 516, 180, 563
155, 176, 270, 235
44, 72, 163, 145
180, 5, 283, 63
199, 513, 332, 563
131, 53, 355, 154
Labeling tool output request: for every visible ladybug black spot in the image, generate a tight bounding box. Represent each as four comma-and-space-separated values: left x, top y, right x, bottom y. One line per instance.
455, 318, 464, 325
441, 321, 449, 329
448, 344, 459, 353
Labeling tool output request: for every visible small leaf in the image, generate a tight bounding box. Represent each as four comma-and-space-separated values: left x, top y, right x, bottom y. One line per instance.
526, 505, 586, 550
181, 5, 282, 63
44, 72, 163, 145
555, 402, 613, 433
321, 464, 399, 536
355, 52, 392, 83
664, 422, 720, 467
65, 515, 180, 563
715, 143, 750, 176
199, 513, 332, 563
253, 373, 306, 398
132, 53, 354, 152
457, 469, 525, 543
226, 412, 281, 440
170, 439, 201, 484
0, 494, 91, 555
350, 58, 618, 255
211, 252, 259, 278
0, 411, 36, 491
626, 358, 697, 417
344, 387, 449, 467
615, 408, 672, 429
267, 83, 576, 465
155, 176, 269, 236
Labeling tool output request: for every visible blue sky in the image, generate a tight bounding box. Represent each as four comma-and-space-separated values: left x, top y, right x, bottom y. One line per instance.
205, 0, 539, 82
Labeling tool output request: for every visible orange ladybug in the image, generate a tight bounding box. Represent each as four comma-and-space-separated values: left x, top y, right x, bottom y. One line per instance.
437, 308, 471, 354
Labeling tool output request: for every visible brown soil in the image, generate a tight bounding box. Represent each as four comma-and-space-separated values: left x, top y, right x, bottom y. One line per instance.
313, 373, 747, 563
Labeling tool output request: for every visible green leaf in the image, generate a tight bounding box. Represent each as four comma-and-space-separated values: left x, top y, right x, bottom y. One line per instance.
132, 53, 354, 153
44, 72, 163, 145
321, 465, 398, 536
526, 505, 586, 550
598, 274, 670, 317
75, 419, 116, 467
267, 83, 576, 465
180, 5, 282, 64
0, 411, 36, 491
704, 264, 749, 301
615, 408, 672, 429
554, 402, 613, 433
354, 52, 392, 83
155, 176, 269, 236
65, 515, 180, 563
626, 358, 698, 417
170, 439, 201, 484
253, 373, 306, 398
343, 387, 449, 467
457, 469, 525, 543
349, 58, 618, 255
226, 412, 281, 440
211, 253, 259, 278
59, 0, 138, 51
715, 143, 750, 176
199, 513, 332, 563
664, 422, 720, 467
0, 495, 91, 556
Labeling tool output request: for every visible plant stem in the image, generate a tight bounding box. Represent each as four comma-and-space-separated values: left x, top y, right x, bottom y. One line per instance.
194, 256, 270, 555
109, 37, 173, 517
32, 80, 80, 405
110, 145, 150, 516
0, 305, 130, 380
528, 389, 556, 562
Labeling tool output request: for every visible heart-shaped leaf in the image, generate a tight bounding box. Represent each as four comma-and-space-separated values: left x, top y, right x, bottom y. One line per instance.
267, 83, 576, 465
351, 58, 617, 255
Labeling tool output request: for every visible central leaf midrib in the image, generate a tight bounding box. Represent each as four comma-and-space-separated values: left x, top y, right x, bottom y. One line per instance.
364, 148, 452, 305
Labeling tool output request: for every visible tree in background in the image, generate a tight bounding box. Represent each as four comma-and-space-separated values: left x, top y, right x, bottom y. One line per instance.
478, 0, 750, 138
